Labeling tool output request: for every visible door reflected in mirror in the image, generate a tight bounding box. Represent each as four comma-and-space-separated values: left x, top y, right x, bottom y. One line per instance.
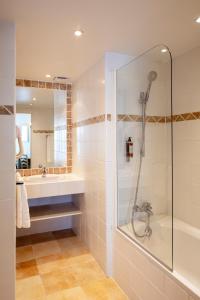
16, 86, 67, 169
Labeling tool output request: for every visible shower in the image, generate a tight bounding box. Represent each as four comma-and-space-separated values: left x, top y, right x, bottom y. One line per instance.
130, 70, 157, 238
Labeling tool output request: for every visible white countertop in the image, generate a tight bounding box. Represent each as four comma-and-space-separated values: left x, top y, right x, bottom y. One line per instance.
24, 173, 85, 199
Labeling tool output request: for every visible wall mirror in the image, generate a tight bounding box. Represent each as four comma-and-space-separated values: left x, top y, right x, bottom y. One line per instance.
16, 86, 67, 169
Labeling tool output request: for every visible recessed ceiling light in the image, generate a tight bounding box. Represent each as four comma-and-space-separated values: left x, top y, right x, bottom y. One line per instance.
45, 74, 51, 78
32, 97, 36, 101
195, 16, 200, 23
161, 48, 168, 53
74, 30, 83, 37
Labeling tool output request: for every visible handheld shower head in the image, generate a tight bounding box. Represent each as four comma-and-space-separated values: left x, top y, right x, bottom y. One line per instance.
148, 71, 157, 83
145, 70, 158, 102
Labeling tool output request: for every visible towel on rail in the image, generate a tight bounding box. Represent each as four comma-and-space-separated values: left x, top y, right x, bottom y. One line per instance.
16, 172, 30, 228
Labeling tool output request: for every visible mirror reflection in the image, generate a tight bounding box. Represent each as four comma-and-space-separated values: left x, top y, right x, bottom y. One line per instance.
16, 86, 67, 169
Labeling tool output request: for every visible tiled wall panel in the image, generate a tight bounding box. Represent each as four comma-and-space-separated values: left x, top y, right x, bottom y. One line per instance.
0, 21, 15, 300
72, 57, 109, 272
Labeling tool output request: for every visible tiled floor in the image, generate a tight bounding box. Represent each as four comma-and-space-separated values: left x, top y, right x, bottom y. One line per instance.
16, 229, 128, 300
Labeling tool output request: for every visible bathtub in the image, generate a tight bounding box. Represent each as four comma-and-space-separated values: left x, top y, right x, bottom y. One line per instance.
120, 215, 200, 294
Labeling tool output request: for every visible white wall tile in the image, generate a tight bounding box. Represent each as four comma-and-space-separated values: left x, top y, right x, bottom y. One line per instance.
0, 199, 15, 300
164, 275, 189, 300
0, 22, 15, 300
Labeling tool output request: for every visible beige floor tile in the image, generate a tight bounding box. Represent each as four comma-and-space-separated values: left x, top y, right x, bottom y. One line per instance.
16, 245, 34, 263
82, 278, 128, 300
36, 254, 66, 275
16, 259, 38, 280
67, 259, 106, 286
16, 275, 45, 300
61, 253, 95, 268
58, 237, 89, 257
46, 287, 88, 300
41, 269, 77, 295
16, 234, 129, 300
32, 240, 61, 258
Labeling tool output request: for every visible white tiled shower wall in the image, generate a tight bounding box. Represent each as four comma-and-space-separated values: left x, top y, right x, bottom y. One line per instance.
173, 46, 200, 229
116, 53, 172, 225
0, 21, 15, 300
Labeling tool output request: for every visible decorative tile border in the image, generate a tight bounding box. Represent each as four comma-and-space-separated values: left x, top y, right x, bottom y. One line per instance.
0, 105, 14, 115
72, 111, 200, 128
17, 167, 70, 177
172, 112, 200, 122
16, 79, 72, 91
117, 112, 200, 123
117, 114, 167, 123
33, 130, 54, 134
66, 85, 72, 172
107, 114, 112, 121
72, 114, 111, 128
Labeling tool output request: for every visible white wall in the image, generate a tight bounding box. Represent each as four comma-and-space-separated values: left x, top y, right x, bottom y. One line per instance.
0, 21, 15, 300
173, 46, 200, 230
72, 57, 109, 272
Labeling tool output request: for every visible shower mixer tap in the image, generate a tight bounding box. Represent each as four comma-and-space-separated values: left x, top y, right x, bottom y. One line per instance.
134, 201, 153, 216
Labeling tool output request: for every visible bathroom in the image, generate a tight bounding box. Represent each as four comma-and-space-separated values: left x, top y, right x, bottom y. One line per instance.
0, 0, 200, 299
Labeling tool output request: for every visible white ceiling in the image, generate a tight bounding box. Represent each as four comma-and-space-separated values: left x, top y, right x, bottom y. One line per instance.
0, 0, 200, 81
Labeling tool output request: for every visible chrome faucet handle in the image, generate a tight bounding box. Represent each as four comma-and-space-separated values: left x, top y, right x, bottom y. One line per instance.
42, 166, 47, 177
140, 201, 153, 215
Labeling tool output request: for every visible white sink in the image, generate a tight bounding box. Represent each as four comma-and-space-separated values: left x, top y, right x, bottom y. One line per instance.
24, 174, 60, 183
24, 173, 85, 199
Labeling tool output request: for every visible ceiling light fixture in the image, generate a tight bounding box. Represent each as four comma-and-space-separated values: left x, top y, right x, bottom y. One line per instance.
45, 74, 51, 78
161, 48, 168, 53
195, 16, 200, 23
74, 30, 83, 37
32, 97, 36, 101
30, 103, 33, 106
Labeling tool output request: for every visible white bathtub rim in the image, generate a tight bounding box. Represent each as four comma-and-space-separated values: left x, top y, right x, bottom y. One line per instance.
160, 216, 200, 240
116, 226, 200, 299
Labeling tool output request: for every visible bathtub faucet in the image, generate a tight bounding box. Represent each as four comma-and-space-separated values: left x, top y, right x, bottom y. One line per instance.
132, 201, 153, 238
134, 201, 153, 216
41, 166, 47, 177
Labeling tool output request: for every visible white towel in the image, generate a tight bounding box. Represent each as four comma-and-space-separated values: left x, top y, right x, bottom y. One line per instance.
16, 172, 31, 228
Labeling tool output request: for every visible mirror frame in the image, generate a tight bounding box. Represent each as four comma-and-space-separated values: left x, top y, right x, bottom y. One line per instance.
16, 79, 72, 175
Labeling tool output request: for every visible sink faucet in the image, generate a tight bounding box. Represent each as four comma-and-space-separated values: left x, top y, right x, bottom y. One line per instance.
41, 166, 47, 177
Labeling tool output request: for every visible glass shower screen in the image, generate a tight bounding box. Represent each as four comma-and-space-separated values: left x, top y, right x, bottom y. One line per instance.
116, 45, 173, 269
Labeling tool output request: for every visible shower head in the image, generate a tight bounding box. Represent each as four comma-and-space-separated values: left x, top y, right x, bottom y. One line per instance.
144, 70, 158, 102
148, 71, 157, 83
139, 70, 158, 104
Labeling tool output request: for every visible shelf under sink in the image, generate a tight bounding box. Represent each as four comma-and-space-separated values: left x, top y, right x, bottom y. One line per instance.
30, 202, 82, 222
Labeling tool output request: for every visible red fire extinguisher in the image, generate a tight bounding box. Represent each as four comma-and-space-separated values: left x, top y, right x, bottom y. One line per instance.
126, 137, 133, 160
